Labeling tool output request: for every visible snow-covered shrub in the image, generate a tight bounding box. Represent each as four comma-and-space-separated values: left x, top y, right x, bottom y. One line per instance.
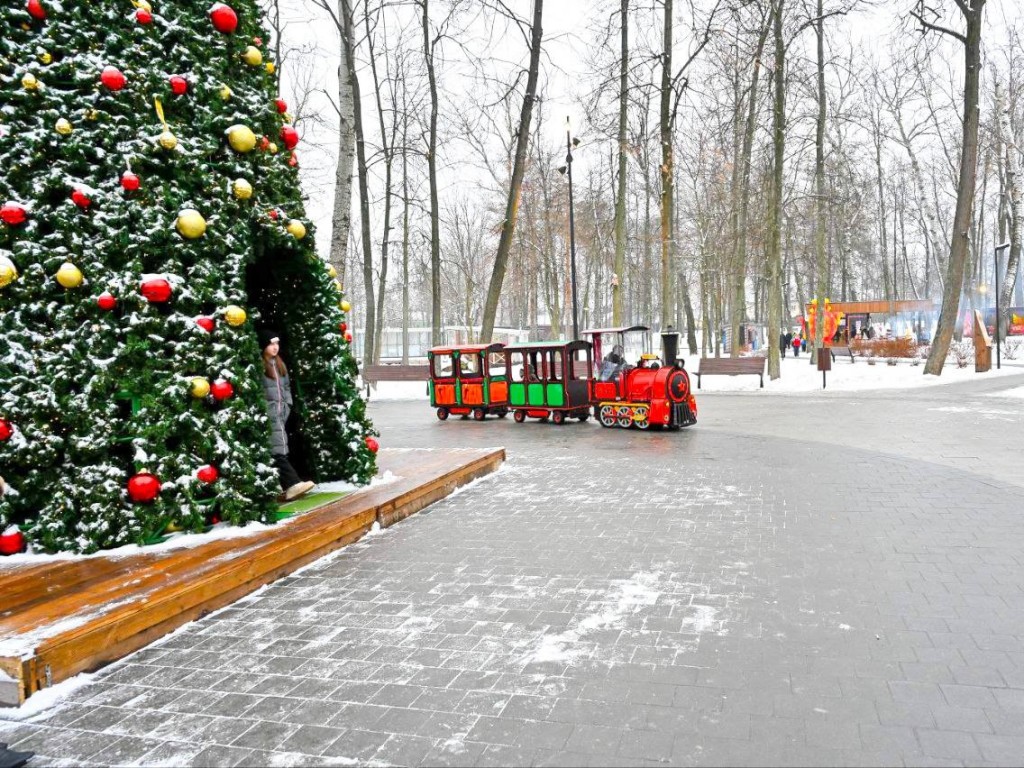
950, 340, 972, 368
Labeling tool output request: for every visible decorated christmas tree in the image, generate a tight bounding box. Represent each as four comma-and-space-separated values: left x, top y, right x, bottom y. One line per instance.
0, 0, 377, 553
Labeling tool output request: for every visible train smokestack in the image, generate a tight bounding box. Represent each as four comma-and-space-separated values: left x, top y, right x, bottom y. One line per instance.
661, 328, 680, 368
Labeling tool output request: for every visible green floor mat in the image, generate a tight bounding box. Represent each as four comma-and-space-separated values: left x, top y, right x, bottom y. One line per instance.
274, 491, 350, 519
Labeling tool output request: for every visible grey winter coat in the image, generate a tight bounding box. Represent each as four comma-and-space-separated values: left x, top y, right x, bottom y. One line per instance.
263, 372, 293, 456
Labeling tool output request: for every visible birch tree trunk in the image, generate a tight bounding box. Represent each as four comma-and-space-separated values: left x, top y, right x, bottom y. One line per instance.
659, 0, 676, 332
613, 0, 629, 325
421, 0, 443, 345
997, 81, 1022, 327
328, 0, 357, 284
766, 0, 785, 380
812, 0, 826, 357
481, 0, 544, 342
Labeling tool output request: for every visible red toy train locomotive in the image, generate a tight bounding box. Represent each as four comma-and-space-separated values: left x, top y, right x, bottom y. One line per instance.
427, 326, 696, 430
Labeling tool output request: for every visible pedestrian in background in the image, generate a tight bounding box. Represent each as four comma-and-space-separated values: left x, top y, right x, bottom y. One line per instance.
792, 334, 801, 357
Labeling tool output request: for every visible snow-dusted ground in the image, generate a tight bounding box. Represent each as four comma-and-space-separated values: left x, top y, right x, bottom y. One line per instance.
365, 355, 1024, 399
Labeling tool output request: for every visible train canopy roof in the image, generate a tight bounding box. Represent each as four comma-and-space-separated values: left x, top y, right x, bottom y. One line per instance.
503, 339, 592, 352
582, 325, 650, 336
428, 343, 505, 355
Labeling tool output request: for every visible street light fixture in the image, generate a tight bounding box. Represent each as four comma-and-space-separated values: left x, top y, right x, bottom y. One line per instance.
557, 116, 581, 341
995, 241, 1010, 370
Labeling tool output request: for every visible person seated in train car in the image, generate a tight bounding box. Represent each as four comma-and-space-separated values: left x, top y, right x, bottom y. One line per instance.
599, 344, 629, 381
459, 352, 482, 379
518, 363, 539, 382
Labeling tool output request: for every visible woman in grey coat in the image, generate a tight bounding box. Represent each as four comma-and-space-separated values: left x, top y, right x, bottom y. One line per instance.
260, 330, 315, 501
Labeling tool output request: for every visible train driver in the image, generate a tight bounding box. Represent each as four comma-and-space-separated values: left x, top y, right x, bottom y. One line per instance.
599, 344, 628, 381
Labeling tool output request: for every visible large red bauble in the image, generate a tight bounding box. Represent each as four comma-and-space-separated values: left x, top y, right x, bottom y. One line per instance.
196, 316, 215, 333
169, 75, 188, 96
209, 3, 238, 33
140, 276, 172, 303
210, 379, 234, 401
1, 202, 27, 226
196, 465, 219, 484
121, 171, 140, 191
26, 0, 45, 20
135, 7, 152, 23
279, 126, 299, 150
127, 472, 161, 503
0, 529, 26, 556
71, 188, 91, 209
287, 152, 299, 168
0, 419, 12, 441
275, 98, 287, 113
365, 436, 379, 454
339, 322, 347, 333
100, 66, 126, 91
344, 331, 353, 343
97, 292, 117, 311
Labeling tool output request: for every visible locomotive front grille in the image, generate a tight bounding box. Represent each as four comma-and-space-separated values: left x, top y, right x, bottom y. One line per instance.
672, 401, 695, 426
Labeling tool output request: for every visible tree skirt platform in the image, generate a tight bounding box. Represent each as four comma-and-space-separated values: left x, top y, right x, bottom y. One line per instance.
0, 448, 504, 707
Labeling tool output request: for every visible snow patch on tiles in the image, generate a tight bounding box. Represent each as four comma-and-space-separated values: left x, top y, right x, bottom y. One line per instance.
0, 671, 96, 721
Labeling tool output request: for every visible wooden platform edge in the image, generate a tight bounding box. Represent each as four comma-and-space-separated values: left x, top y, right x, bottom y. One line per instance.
0, 448, 506, 707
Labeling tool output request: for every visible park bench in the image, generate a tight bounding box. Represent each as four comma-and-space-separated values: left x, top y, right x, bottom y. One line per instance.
361, 364, 430, 396
696, 356, 766, 389
830, 345, 855, 363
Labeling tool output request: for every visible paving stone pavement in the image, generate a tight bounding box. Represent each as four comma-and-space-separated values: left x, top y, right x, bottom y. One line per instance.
3, 372, 1024, 767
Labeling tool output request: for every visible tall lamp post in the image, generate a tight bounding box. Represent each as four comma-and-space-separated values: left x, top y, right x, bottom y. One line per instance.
560, 116, 581, 341
996, 241, 1010, 370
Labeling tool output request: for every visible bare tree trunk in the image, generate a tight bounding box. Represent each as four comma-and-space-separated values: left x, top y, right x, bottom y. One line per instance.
997, 80, 1022, 327
812, 0, 826, 357
766, 0, 785, 380
401, 137, 410, 364
923, 0, 986, 375
613, 0, 629, 325
328, 0, 357, 284
659, 0, 676, 333
481, 0, 544, 341
421, 0, 443, 345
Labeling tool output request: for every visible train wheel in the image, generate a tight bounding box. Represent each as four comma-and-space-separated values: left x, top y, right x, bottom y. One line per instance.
552, 410, 565, 425
513, 409, 526, 423
473, 408, 486, 421
599, 405, 616, 428
633, 405, 650, 430
616, 405, 633, 429
497, 409, 509, 418
436, 408, 449, 421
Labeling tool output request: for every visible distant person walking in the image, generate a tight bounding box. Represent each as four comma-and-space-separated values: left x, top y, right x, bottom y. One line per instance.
780, 332, 789, 357
792, 334, 802, 358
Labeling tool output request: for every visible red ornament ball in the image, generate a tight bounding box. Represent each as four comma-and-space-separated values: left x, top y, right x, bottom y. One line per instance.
97, 292, 117, 311
196, 465, 219, 484
339, 322, 347, 333
71, 188, 91, 209
275, 98, 287, 113
135, 7, 152, 23
127, 472, 161, 503
100, 66, 126, 91
253, 35, 263, 46
121, 171, 140, 191
26, 0, 45, 21
1, 202, 28, 226
279, 126, 299, 150
140, 276, 172, 303
288, 151, 299, 168
210, 379, 234, 401
169, 75, 188, 95
209, 3, 238, 34
196, 316, 215, 333
268, 209, 279, 220
0, 418, 12, 441
0, 528, 26, 556
344, 331, 353, 343
259, 135, 270, 151
365, 436, 379, 454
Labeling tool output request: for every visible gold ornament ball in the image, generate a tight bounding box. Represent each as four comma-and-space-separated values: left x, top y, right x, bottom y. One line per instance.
159, 130, 178, 150
224, 305, 247, 326
22, 73, 39, 91
55, 118, 73, 135
286, 220, 306, 239
340, 300, 351, 313
0, 257, 17, 288
39, 51, 52, 64
226, 124, 256, 153
265, 62, 276, 75
232, 178, 253, 200
333, 280, 343, 293
189, 377, 210, 399
267, 142, 278, 155
176, 209, 207, 239
86, 109, 99, 121
283, 112, 293, 124
219, 85, 232, 100
56, 262, 83, 289
136, 0, 152, 11
241, 46, 263, 66
327, 264, 338, 278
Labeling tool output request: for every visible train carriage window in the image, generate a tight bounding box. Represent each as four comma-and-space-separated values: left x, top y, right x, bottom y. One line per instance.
569, 349, 590, 380
510, 351, 526, 382
545, 350, 562, 382
488, 351, 508, 376
432, 353, 454, 378
459, 353, 482, 379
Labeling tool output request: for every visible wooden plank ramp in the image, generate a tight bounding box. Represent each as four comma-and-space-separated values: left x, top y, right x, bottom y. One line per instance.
0, 447, 504, 706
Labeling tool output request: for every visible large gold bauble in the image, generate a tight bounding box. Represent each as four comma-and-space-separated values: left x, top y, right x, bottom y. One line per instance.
136, 0, 152, 11
327, 264, 338, 278
55, 118, 73, 135
159, 130, 178, 150
175, 209, 207, 239
0, 256, 17, 288
286, 220, 306, 239
56, 262, 83, 289
340, 300, 351, 313
241, 46, 263, 66
189, 377, 210, 398
224, 305, 247, 326
232, 178, 253, 200
22, 73, 39, 91
226, 124, 256, 153
39, 52, 52, 64
219, 85, 232, 100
